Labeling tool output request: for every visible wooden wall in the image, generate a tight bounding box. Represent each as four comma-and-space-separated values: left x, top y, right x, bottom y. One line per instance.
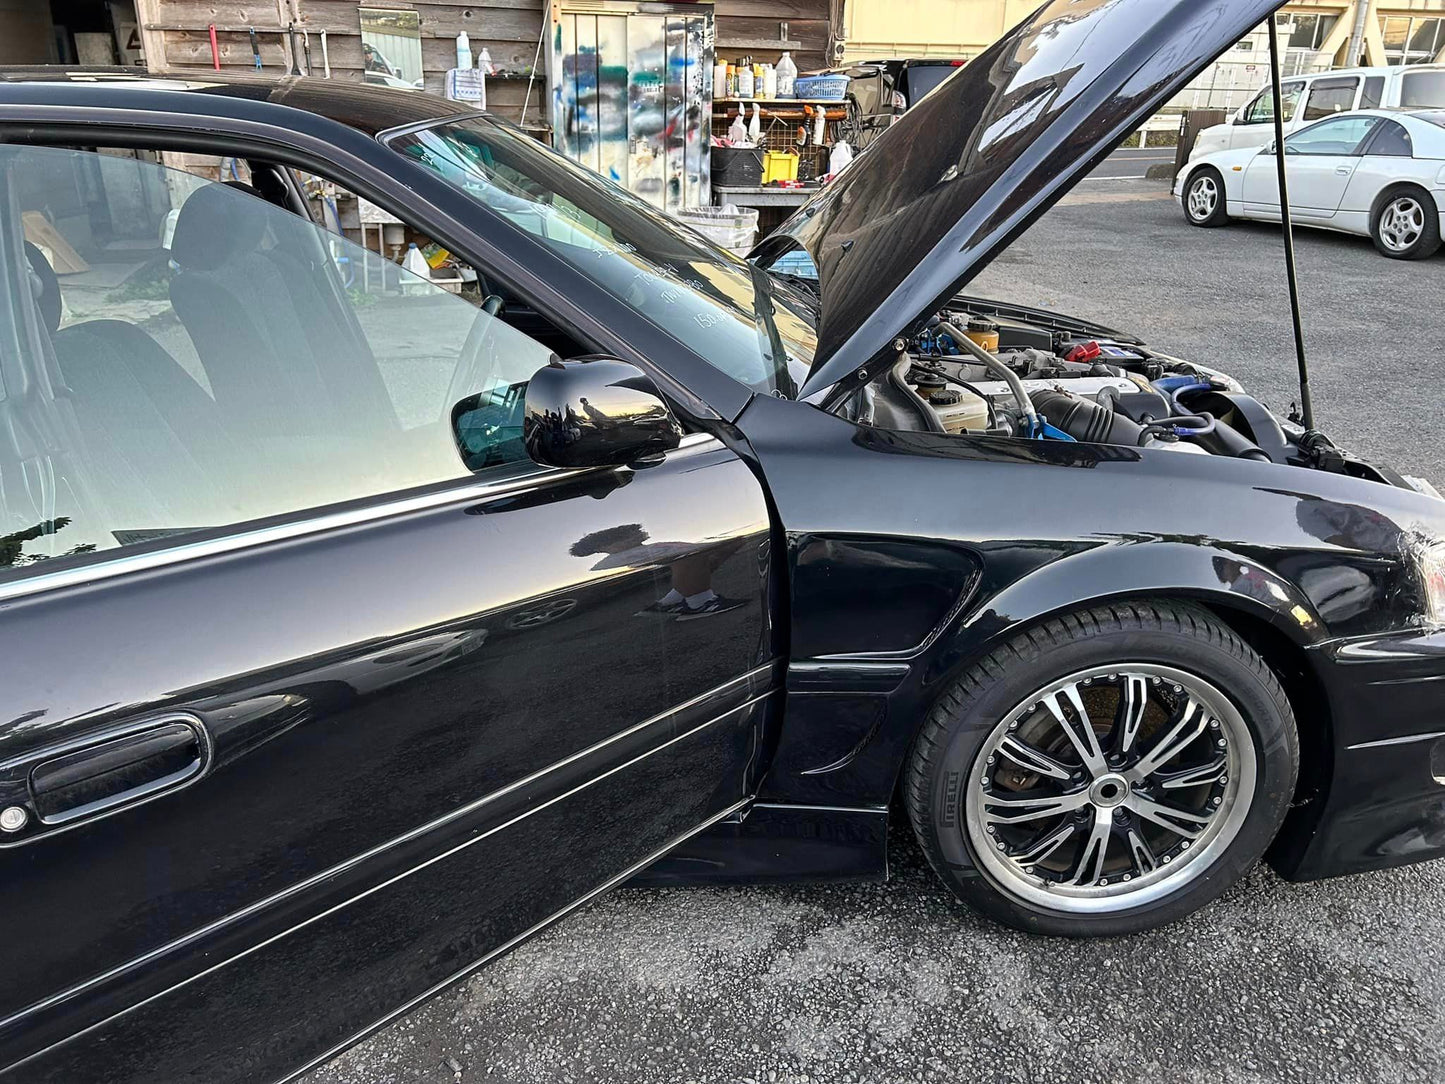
136, 1, 551, 122
136, 1, 836, 125
714, 0, 834, 75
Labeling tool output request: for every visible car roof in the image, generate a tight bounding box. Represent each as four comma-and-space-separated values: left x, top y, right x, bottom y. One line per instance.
1289, 63, 1445, 79
0, 66, 470, 137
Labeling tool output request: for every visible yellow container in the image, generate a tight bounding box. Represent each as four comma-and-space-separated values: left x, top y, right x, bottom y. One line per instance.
762, 150, 799, 184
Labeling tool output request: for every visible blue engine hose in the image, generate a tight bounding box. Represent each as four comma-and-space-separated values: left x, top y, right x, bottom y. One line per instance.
1152, 377, 1217, 435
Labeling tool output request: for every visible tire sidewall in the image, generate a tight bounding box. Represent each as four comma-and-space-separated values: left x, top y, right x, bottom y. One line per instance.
1371, 185, 1441, 260
1183, 168, 1226, 227
919, 615, 1296, 936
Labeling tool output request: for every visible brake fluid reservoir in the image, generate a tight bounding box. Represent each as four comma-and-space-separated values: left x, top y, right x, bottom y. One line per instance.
913, 376, 991, 434
964, 317, 1001, 353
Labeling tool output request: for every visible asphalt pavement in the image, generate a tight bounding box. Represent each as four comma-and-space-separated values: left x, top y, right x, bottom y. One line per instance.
1086, 145, 1180, 180
304, 176, 1445, 1084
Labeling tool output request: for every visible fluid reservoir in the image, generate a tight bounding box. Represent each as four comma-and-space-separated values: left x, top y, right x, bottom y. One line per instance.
964, 317, 1001, 353
913, 372, 990, 434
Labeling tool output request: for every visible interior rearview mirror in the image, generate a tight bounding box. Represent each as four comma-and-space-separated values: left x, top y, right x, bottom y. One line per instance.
520, 357, 684, 470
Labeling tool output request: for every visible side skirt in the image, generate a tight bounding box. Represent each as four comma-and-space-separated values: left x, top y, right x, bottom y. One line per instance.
627, 802, 890, 887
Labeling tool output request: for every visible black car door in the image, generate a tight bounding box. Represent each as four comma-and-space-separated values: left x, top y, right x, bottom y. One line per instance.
0, 142, 774, 1082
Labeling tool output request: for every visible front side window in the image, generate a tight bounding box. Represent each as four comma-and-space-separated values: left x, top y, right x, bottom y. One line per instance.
1284, 115, 1380, 156
1301, 77, 1361, 122
0, 144, 555, 577
1243, 81, 1303, 125
387, 116, 817, 398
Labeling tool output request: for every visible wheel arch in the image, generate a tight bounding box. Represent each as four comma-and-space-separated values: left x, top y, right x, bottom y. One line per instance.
891, 542, 1330, 810
1369, 178, 1435, 216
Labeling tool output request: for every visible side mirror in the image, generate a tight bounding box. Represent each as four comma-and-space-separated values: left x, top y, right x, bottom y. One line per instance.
521, 357, 683, 469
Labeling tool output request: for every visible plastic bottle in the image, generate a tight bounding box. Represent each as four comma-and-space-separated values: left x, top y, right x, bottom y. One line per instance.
401, 244, 427, 281
748, 102, 762, 142
812, 103, 827, 145
725, 64, 736, 96
455, 32, 472, 70
762, 63, 778, 100
713, 60, 728, 98
737, 61, 754, 98
776, 52, 797, 99
728, 107, 748, 144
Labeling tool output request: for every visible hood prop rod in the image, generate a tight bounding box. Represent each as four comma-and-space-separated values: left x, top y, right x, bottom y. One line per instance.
1267, 17, 1315, 432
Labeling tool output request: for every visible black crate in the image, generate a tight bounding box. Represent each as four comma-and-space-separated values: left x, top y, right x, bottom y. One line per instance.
712, 146, 763, 187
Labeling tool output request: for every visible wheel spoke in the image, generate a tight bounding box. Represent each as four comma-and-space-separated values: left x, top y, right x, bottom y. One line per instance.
1115, 674, 1149, 757
997, 735, 1073, 781
1126, 827, 1158, 875
1012, 820, 1078, 866
1129, 697, 1209, 780
1156, 756, 1228, 790
1068, 808, 1114, 885
1127, 793, 1212, 840
1042, 685, 1106, 777
982, 788, 1090, 825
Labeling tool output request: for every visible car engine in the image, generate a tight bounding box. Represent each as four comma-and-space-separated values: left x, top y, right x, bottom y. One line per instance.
857, 303, 1425, 491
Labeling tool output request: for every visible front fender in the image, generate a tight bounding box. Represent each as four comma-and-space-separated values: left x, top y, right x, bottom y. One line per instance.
735, 395, 1442, 817
938, 539, 1328, 685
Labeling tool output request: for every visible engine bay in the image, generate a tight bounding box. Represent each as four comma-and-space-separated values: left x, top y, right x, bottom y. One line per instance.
856, 303, 1426, 492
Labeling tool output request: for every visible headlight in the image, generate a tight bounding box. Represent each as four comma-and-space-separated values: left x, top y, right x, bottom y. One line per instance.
1418, 541, 1445, 625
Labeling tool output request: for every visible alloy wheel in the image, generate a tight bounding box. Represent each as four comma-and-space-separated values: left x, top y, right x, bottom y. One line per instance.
1379, 196, 1425, 253
964, 663, 1256, 914
1187, 175, 1219, 222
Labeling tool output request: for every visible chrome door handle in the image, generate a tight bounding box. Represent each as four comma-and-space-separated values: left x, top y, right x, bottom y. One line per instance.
1336, 166, 1354, 176
0, 715, 207, 842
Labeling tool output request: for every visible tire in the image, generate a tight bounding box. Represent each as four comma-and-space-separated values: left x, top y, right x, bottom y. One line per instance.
905, 601, 1298, 937
1182, 167, 1229, 228
1371, 185, 1442, 260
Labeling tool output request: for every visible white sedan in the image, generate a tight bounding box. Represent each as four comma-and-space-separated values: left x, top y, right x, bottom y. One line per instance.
1175, 108, 1445, 260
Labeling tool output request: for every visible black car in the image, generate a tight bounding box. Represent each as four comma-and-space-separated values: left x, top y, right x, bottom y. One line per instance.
3, 0, 1445, 1080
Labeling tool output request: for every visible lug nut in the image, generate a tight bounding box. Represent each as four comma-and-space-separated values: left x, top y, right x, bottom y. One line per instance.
0, 806, 26, 832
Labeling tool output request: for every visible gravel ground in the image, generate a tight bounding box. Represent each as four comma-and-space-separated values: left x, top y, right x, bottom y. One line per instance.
304, 177, 1445, 1084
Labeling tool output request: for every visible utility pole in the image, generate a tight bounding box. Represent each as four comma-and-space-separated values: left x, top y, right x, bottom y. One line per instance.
1346, 0, 1372, 67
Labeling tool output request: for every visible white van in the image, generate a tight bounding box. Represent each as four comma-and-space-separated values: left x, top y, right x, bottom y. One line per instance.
1190, 64, 1445, 159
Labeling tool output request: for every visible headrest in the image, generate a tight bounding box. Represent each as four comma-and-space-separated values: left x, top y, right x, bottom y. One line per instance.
170, 182, 270, 272
24, 240, 61, 333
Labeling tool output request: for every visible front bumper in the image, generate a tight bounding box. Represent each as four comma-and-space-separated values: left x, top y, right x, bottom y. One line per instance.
1270, 628, 1445, 881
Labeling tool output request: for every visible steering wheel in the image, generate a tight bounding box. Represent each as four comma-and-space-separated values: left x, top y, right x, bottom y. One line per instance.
440, 295, 510, 425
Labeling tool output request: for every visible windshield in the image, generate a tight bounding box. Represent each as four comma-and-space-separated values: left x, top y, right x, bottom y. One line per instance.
1402, 70, 1445, 108
386, 115, 816, 398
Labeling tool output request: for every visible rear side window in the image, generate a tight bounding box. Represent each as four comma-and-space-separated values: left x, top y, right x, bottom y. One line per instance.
1302, 76, 1361, 121
1367, 120, 1414, 158
1402, 70, 1445, 109
0, 145, 556, 578
1360, 76, 1386, 110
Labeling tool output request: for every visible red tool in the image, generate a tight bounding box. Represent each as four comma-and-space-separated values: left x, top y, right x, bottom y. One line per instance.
208, 24, 220, 70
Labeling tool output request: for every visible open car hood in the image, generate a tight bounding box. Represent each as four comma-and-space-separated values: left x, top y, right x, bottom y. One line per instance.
750, 0, 1286, 401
